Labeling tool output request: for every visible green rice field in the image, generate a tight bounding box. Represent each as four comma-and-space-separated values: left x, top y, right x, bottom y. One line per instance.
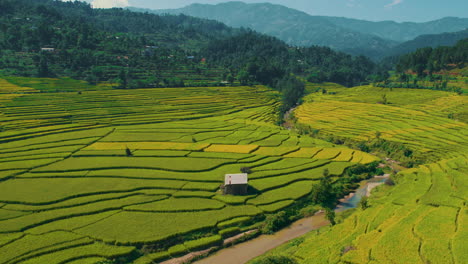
0, 79, 378, 263
251, 83, 468, 264
295, 85, 468, 162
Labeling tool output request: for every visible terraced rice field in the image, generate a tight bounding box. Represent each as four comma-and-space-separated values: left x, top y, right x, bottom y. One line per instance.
260, 157, 467, 264
0, 79, 378, 263
251, 83, 467, 264
295, 85, 468, 161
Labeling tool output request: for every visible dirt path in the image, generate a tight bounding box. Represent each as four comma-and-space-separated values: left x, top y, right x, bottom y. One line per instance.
194, 214, 329, 264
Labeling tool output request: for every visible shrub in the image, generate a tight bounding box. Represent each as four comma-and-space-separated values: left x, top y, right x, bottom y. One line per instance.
360, 196, 369, 210
261, 211, 289, 234
385, 178, 395, 186
241, 167, 252, 174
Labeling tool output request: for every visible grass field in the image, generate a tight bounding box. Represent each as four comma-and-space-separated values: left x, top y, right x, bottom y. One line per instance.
0, 78, 377, 263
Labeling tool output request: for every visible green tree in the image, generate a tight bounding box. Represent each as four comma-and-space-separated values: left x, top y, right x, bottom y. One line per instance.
360, 196, 369, 210
324, 208, 336, 225
125, 146, 132, 157
118, 69, 127, 89
37, 53, 51, 77
310, 176, 335, 208
238, 70, 250, 86
227, 73, 235, 85
381, 94, 388, 105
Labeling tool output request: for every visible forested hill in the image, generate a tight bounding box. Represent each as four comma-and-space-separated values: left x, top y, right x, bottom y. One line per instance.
385, 29, 468, 58
136, 2, 397, 59
140, 2, 468, 59
0, 0, 239, 50
323, 16, 468, 42
0, 0, 382, 100
396, 39, 467, 75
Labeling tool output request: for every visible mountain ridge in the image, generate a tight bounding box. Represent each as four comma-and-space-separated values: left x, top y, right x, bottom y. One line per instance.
132, 1, 468, 59
129, 2, 398, 58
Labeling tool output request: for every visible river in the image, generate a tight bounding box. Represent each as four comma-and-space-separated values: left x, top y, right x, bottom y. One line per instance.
194, 176, 387, 264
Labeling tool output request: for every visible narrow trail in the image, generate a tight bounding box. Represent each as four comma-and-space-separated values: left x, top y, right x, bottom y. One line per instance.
194, 214, 329, 264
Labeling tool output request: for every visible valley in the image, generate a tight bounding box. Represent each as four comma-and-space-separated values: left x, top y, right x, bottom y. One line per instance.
0, 1, 466, 264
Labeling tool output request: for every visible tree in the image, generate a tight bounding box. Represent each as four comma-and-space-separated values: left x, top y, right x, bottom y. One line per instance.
322, 168, 330, 177
381, 94, 388, 105
125, 146, 132, 157
360, 196, 369, 210
118, 69, 127, 89
324, 208, 336, 225
238, 70, 250, 86
37, 53, 51, 77
310, 176, 335, 208
226, 74, 235, 85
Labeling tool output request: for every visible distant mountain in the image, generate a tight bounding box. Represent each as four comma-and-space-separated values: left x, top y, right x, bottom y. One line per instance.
130, 2, 398, 59
385, 29, 468, 58
132, 1, 468, 60
323, 16, 468, 42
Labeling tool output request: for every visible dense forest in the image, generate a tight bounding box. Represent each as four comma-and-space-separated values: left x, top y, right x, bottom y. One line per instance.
0, 0, 386, 113
396, 39, 467, 75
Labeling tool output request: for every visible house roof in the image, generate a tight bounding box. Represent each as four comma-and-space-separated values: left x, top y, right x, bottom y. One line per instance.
225, 174, 248, 185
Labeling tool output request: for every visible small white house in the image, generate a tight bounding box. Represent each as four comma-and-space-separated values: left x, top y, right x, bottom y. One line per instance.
41, 48, 55, 52
224, 173, 248, 195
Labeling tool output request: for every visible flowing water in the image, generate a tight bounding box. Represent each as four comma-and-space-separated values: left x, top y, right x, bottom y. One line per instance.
194, 177, 387, 264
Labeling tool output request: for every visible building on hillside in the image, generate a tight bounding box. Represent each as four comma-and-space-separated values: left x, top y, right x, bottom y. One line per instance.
224, 173, 248, 195
41, 48, 55, 52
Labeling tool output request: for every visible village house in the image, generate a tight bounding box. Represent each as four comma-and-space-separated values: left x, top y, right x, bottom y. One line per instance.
40, 47, 55, 52
224, 173, 248, 195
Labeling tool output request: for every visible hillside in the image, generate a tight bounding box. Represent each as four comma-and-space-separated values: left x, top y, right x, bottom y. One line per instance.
385, 29, 468, 58
0, 1, 467, 264
395, 39, 467, 77
323, 16, 468, 42
0, 77, 384, 263
250, 84, 468, 264
0, 0, 383, 112
136, 2, 397, 58
142, 2, 468, 59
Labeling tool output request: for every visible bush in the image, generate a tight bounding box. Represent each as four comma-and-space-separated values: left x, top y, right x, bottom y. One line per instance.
261, 211, 289, 234
241, 167, 252, 174
360, 196, 369, 210
385, 178, 395, 186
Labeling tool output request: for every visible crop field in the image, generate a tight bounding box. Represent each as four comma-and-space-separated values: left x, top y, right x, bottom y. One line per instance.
258, 156, 467, 264
0, 78, 378, 263
251, 83, 467, 264
295, 85, 468, 161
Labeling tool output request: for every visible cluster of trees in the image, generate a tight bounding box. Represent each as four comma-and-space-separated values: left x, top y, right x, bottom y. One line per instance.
396, 39, 467, 76
203, 31, 381, 88
203, 32, 382, 114
0, 0, 242, 86
0, 0, 386, 116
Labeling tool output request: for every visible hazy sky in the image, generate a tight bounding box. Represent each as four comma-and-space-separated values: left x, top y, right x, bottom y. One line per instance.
86, 0, 468, 22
